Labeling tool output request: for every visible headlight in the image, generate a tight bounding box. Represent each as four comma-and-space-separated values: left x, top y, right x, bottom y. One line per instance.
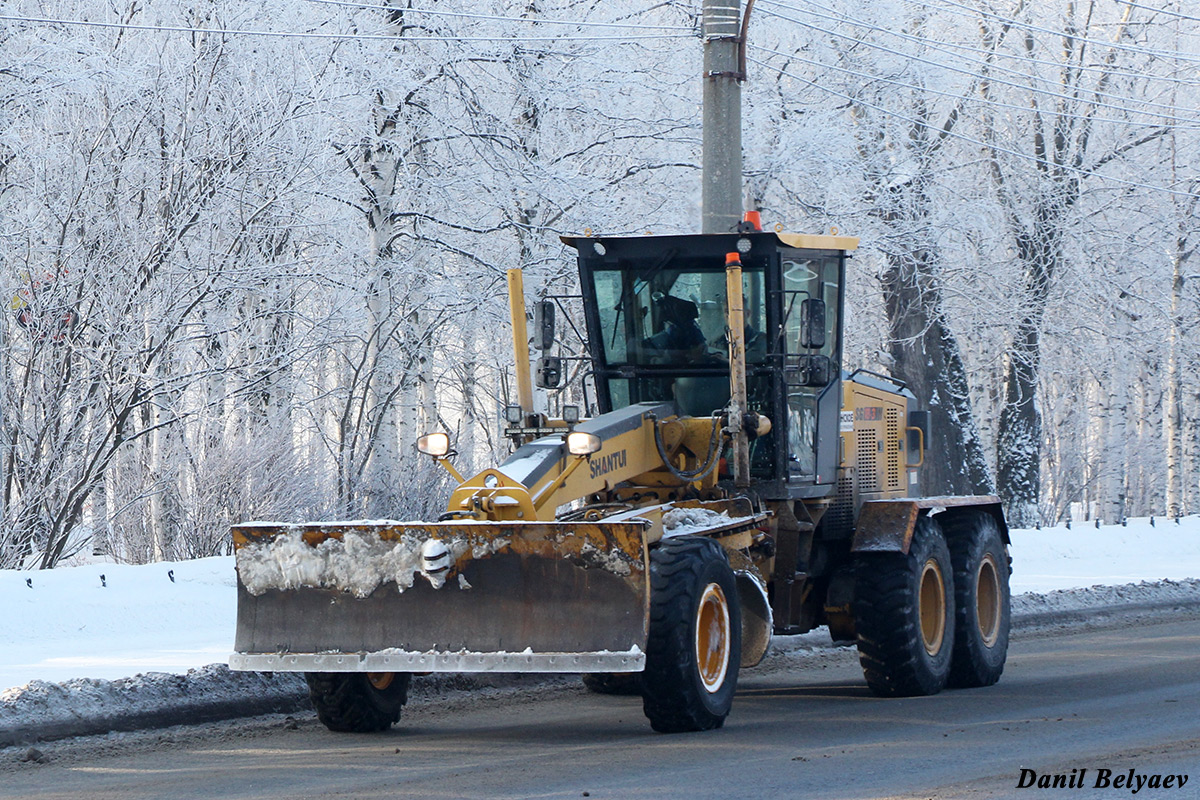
562, 405, 581, 424
504, 405, 523, 424
566, 431, 601, 456
417, 432, 451, 457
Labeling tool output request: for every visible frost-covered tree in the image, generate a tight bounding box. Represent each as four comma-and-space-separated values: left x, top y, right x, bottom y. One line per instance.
978, 0, 1186, 525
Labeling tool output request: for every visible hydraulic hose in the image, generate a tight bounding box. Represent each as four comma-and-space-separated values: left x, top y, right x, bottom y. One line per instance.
650, 412, 726, 483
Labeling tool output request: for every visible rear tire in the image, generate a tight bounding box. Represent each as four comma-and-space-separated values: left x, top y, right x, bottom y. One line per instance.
305, 672, 411, 732
853, 517, 954, 697
946, 513, 1011, 688
582, 672, 643, 695
641, 536, 741, 733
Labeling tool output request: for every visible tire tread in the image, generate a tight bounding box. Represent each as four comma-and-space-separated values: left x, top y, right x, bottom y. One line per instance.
641, 536, 740, 733
853, 518, 954, 697
305, 672, 410, 732
942, 512, 1011, 688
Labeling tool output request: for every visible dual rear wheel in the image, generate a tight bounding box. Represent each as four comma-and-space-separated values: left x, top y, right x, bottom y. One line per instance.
853, 513, 1010, 697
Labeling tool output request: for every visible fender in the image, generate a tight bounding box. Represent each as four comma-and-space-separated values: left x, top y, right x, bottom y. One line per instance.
851, 495, 1009, 554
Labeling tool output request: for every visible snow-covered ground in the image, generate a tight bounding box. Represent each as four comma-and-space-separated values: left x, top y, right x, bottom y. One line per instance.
1, 516, 1198, 694
2, 557, 235, 691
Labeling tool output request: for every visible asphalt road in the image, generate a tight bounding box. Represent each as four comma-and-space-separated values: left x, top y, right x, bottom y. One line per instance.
3, 613, 1198, 800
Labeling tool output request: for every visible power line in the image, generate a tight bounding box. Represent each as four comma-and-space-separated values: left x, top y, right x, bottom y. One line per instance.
761, 0, 1200, 86
755, 2, 1197, 123
759, 0, 1200, 108
922, 0, 1200, 64
304, 0, 691, 31
1117, 0, 1200, 25
750, 41, 1200, 131
746, 53, 1200, 202
0, 13, 694, 42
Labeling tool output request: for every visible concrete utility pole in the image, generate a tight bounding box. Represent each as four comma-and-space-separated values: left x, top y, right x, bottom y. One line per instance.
701, 0, 743, 233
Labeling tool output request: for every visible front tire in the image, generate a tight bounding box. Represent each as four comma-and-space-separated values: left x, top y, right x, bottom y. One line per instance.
305, 672, 411, 732
853, 517, 955, 697
641, 536, 742, 733
946, 513, 1011, 688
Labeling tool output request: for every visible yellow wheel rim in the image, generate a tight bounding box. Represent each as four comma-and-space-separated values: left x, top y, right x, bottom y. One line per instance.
366, 672, 395, 691
919, 558, 946, 656
695, 583, 731, 693
976, 553, 1002, 647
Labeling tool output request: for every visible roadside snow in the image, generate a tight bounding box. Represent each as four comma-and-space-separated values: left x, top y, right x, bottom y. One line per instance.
0, 665, 307, 747
1, 515, 1198, 745
1007, 516, 1200, 593
0, 557, 234, 689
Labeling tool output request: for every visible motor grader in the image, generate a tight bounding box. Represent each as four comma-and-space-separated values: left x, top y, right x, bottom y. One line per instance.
230, 219, 1011, 733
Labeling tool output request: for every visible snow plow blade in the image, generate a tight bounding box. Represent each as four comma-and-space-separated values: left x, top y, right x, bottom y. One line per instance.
229, 521, 649, 673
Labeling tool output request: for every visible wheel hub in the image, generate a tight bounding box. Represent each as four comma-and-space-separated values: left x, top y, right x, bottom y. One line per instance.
366, 672, 395, 691
919, 558, 946, 656
976, 554, 1002, 647
695, 582, 731, 693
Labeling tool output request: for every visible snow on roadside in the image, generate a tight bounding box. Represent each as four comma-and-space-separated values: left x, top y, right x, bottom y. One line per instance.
1007, 515, 1200, 594
0, 665, 307, 749
0, 557, 234, 690
1, 515, 1199, 745
1012, 578, 1200, 620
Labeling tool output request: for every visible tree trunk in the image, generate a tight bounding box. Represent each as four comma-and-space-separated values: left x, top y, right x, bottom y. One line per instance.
996, 316, 1042, 527
1101, 368, 1128, 524
1165, 244, 1184, 518
994, 212, 1061, 527
881, 245, 994, 497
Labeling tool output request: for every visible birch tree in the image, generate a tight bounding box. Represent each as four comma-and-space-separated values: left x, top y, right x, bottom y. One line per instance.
980, 0, 1170, 525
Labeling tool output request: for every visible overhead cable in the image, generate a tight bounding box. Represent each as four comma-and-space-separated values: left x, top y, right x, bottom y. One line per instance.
920, 0, 1200, 64
760, 0, 1200, 86
1116, 0, 1200, 25
303, 0, 691, 31
755, 2, 1197, 122
750, 42, 1200, 131
747, 54, 1199, 202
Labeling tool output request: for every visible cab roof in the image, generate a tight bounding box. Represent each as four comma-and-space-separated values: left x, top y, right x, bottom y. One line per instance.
561, 230, 859, 252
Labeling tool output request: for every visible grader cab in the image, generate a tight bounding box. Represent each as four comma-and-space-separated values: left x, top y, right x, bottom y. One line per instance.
231, 224, 1011, 734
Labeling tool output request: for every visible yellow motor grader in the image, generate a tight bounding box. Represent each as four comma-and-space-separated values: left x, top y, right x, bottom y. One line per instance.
230, 221, 1010, 733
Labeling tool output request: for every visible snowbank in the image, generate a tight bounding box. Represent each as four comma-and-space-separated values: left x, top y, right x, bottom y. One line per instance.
1, 557, 234, 689
0, 665, 306, 747
1007, 516, 1200, 593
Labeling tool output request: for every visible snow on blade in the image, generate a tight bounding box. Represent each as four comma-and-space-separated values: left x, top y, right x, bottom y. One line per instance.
235, 530, 490, 597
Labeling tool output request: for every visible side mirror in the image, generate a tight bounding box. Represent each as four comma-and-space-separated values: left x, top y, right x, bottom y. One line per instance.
798, 298, 826, 349
788, 354, 832, 387
533, 300, 556, 351
535, 356, 563, 389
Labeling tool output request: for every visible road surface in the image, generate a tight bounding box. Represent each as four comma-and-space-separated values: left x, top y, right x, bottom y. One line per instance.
3, 612, 1197, 799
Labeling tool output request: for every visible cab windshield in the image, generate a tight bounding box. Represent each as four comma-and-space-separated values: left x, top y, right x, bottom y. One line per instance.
591, 262, 766, 368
